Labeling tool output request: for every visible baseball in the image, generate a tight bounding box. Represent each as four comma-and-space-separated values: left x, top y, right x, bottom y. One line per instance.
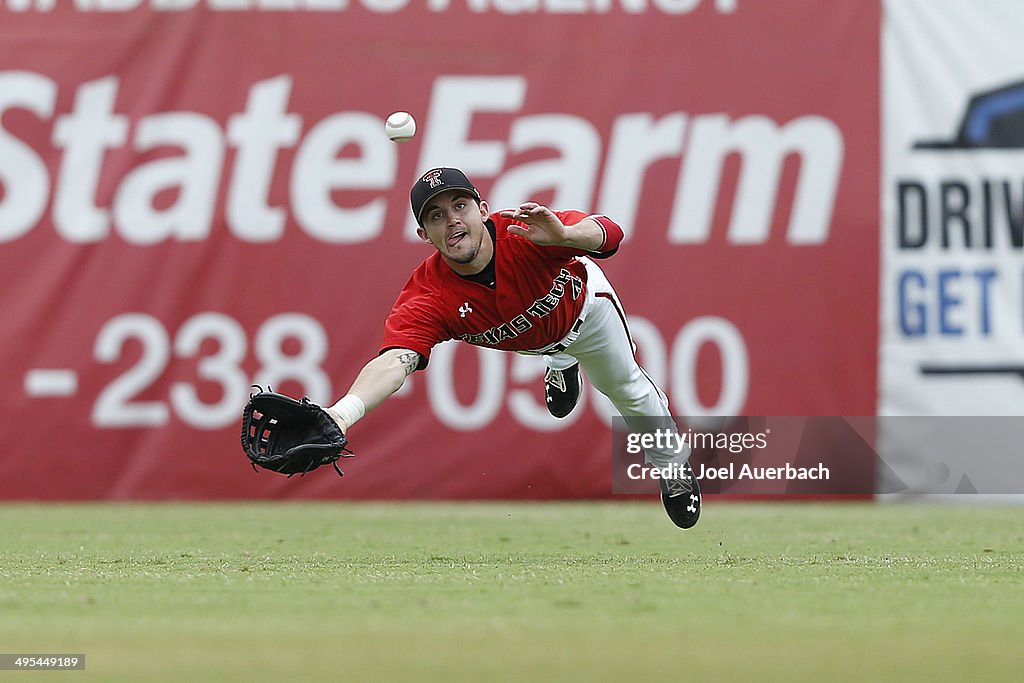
385, 111, 416, 142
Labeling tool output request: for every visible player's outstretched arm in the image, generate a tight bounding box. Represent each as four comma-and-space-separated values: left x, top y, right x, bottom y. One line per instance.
326, 348, 421, 432
499, 202, 606, 250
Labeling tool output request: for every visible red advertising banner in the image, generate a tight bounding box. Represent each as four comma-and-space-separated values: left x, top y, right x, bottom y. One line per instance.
0, 1, 879, 500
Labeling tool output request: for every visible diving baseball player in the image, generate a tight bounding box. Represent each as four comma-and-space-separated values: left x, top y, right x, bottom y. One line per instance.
325, 168, 700, 529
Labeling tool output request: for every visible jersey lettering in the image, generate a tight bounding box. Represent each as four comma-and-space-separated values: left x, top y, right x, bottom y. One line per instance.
460, 314, 533, 345
526, 269, 583, 318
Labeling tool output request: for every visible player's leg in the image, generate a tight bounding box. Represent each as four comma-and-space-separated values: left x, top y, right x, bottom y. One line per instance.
566, 260, 700, 528
570, 261, 680, 459
565, 292, 682, 466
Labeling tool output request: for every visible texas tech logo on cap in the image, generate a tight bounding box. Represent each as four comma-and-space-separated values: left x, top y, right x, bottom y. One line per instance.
421, 169, 445, 188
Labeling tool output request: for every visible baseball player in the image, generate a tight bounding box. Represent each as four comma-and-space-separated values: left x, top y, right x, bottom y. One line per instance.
326, 168, 700, 529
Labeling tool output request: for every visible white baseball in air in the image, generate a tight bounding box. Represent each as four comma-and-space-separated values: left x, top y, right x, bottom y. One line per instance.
385, 111, 416, 143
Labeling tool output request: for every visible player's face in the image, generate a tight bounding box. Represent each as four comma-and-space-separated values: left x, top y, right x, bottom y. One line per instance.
417, 191, 492, 274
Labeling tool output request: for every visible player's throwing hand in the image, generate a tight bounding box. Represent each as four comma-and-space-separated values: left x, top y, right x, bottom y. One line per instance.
499, 202, 568, 246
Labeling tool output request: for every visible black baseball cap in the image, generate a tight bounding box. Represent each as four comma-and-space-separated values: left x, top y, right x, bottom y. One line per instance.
410, 167, 481, 225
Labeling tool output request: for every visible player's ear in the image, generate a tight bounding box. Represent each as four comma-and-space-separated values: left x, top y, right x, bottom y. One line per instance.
478, 200, 489, 217
415, 226, 432, 245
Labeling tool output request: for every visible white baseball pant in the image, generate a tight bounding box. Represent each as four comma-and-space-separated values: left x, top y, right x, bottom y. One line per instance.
545, 258, 691, 469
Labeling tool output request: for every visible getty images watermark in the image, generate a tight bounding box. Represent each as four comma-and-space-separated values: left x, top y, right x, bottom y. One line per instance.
610, 416, 877, 495
622, 425, 829, 488
613, 416, 1024, 495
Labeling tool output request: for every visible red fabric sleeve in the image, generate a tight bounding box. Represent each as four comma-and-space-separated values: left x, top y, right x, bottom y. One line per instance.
380, 292, 450, 370
590, 215, 624, 254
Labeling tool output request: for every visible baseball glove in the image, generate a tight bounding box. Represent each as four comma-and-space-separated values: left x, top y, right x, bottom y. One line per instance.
240, 387, 353, 477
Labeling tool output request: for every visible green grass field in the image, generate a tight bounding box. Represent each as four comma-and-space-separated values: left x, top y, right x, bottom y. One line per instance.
1, 501, 1022, 682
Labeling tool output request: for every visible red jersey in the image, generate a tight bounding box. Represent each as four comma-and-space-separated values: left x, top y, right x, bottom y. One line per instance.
381, 211, 623, 366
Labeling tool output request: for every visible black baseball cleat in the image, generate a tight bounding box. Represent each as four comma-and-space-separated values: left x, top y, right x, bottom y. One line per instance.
544, 364, 582, 418
660, 462, 701, 529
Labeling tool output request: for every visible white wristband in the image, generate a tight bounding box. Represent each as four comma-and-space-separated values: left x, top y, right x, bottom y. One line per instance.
330, 394, 366, 429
